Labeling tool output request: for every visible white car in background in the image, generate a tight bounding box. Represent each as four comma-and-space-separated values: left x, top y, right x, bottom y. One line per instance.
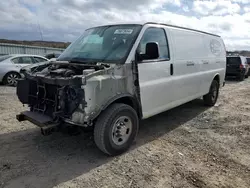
0, 54, 48, 86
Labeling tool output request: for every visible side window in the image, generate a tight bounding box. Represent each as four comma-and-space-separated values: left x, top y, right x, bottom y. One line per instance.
12, 57, 22, 64
34, 57, 47, 63
21, 57, 33, 64
138, 27, 169, 60
247, 58, 250, 65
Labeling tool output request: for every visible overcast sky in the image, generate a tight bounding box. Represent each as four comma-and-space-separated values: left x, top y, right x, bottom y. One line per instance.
1, 0, 250, 50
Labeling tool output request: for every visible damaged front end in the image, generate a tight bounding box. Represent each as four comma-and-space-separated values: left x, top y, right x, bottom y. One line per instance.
16, 61, 110, 135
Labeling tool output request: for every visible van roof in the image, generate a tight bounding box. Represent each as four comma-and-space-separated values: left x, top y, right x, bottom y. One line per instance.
227, 55, 244, 58
145, 22, 220, 37
89, 22, 220, 38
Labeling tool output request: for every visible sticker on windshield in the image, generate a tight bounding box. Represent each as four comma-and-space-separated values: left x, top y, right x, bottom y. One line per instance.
114, 29, 133, 34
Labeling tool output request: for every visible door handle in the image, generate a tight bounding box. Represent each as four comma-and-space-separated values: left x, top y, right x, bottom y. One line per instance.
203, 61, 209, 64
186, 61, 195, 66
170, 64, 173, 75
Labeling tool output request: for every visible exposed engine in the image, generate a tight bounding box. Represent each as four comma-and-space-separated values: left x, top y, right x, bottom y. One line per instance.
28, 62, 106, 78
16, 61, 107, 124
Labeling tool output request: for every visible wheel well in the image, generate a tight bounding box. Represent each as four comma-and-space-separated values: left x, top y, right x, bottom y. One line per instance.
213, 75, 220, 84
3, 71, 21, 81
111, 97, 142, 118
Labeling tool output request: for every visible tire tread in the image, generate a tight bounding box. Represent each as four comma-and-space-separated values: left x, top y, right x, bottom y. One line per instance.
94, 103, 138, 155
203, 80, 219, 106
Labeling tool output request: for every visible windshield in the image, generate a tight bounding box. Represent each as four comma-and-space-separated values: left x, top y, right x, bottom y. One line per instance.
57, 24, 142, 63
0, 55, 12, 62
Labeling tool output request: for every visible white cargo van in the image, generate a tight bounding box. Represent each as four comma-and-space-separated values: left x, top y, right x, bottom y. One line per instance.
16, 22, 226, 156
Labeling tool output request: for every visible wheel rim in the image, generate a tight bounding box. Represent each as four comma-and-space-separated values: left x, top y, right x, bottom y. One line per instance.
111, 116, 132, 146
7, 73, 18, 85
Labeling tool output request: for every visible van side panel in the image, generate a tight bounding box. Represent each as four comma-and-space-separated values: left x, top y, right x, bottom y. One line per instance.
125, 24, 226, 120
199, 36, 226, 94
169, 28, 206, 99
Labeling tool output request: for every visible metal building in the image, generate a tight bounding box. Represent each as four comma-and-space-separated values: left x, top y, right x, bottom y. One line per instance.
0, 43, 65, 56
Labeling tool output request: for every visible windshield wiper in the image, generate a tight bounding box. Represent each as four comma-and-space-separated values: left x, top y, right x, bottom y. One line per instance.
66, 57, 97, 64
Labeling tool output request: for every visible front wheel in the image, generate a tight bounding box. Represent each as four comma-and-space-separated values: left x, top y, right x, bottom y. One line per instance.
203, 80, 219, 106
94, 103, 139, 156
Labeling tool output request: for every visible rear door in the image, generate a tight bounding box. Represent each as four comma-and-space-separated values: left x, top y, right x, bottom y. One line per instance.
20, 56, 34, 67
226, 57, 241, 74
11, 57, 23, 68
12, 56, 34, 68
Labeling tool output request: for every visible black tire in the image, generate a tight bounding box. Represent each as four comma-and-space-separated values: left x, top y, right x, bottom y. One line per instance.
245, 75, 248, 78
94, 103, 139, 156
239, 73, 245, 81
3, 72, 20, 86
203, 80, 219, 106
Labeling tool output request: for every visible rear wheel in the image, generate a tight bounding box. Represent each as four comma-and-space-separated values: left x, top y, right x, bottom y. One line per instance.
94, 103, 139, 156
3, 72, 20, 86
203, 80, 219, 106
239, 73, 245, 81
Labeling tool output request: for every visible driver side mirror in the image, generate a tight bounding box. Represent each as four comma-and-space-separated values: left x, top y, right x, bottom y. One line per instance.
136, 42, 160, 61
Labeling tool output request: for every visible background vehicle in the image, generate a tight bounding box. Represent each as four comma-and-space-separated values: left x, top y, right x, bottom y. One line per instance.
16, 23, 226, 156
0, 54, 48, 86
226, 56, 249, 81
247, 57, 250, 76
45, 53, 61, 60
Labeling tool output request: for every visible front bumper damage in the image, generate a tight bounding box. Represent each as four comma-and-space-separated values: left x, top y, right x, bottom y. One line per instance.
16, 61, 132, 136
16, 74, 86, 134
16, 111, 60, 135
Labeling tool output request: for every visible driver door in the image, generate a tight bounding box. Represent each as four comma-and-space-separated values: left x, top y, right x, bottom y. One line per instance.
137, 27, 176, 119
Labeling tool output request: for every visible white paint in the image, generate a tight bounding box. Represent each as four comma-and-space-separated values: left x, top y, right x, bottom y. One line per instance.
127, 23, 226, 119
114, 29, 134, 34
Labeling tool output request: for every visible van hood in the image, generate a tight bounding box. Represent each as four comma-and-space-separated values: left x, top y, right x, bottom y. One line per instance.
20, 60, 114, 86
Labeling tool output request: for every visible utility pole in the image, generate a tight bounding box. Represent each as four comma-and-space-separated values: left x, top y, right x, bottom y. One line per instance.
37, 21, 44, 41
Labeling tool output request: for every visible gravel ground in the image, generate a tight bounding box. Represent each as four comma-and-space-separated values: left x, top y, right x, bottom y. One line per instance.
0, 80, 250, 188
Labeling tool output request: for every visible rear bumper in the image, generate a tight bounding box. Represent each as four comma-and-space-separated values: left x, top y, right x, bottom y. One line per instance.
226, 69, 245, 76
226, 72, 241, 76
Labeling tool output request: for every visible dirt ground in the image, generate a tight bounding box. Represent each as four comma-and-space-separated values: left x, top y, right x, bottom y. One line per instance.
0, 79, 250, 188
